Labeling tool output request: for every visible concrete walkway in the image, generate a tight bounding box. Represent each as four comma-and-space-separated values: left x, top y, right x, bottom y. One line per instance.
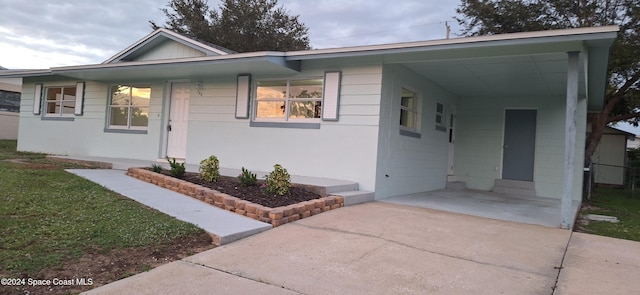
67, 169, 271, 244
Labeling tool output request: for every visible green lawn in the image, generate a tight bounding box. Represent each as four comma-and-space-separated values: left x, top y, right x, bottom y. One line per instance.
0, 140, 207, 275
579, 188, 640, 242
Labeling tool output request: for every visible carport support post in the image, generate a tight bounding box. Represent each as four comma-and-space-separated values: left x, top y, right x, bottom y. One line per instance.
561, 51, 580, 229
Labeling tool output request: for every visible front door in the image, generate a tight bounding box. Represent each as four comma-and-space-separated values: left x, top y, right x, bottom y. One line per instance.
502, 109, 536, 181
166, 82, 190, 159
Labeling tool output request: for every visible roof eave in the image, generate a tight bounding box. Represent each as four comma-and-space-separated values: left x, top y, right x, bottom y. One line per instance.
286, 26, 620, 61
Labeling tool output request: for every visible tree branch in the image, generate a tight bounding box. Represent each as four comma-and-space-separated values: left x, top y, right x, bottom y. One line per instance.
608, 112, 640, 123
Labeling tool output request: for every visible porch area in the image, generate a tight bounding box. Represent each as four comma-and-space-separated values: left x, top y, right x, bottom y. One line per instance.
381, 189, 581, 228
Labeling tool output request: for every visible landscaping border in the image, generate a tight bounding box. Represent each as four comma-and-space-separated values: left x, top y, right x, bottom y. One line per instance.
126, 168, 344, 227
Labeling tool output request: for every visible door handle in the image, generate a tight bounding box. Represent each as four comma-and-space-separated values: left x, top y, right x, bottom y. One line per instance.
167, 125, 172, 132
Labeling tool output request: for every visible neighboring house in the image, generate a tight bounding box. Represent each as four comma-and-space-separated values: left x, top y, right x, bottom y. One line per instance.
0, 66, 21, 139
589, 126, 635, 186
627, 135, 640, 150
1, 26, 618, 228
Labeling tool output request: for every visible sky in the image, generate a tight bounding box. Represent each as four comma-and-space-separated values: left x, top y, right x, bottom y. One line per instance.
1, 0, 637, 135
0, 0, 462, 69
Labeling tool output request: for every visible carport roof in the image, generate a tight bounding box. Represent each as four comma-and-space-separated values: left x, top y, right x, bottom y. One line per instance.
1, 26, 618, 110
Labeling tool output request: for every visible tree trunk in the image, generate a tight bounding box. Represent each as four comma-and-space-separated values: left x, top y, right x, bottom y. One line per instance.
584, 113, 607, 166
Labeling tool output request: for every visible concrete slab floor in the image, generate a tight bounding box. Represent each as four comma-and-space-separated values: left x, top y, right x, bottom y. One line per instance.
381, 189, 580, 228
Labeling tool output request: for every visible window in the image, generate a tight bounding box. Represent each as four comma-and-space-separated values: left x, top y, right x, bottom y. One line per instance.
45, 86, 76, 116
108, 85, 151, 129
435, 102, 445, 130
255, 79, 322, 121
400, 88, 419, 131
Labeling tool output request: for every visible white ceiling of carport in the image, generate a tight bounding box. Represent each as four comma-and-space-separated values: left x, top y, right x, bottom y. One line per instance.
403, 53, 584, 98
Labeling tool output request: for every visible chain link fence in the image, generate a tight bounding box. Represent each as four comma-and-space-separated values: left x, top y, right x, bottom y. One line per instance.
585, 162, 640, 199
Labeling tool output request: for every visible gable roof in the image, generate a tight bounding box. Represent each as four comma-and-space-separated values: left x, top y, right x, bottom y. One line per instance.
1, 26, 618, 109
103, 28, 235, 64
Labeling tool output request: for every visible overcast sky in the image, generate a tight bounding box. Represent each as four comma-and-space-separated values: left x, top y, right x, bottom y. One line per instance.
0, 0, 462, 69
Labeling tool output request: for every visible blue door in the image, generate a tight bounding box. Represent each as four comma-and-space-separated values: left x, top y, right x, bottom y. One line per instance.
502, 110, 536, 181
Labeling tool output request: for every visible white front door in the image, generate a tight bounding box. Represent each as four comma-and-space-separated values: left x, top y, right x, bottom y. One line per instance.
166, 82, 190, 159
447, 106, 456, 177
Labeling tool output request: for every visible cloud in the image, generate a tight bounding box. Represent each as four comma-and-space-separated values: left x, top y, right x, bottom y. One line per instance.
0, 0, 461, 69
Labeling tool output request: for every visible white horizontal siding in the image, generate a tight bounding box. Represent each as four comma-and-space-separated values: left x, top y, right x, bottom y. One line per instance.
17, 78, 164, 160
455, 95, 586, 200
374, 64, 458, 199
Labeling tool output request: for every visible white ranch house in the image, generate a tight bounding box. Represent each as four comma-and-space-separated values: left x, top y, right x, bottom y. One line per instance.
2, 26, 618, 228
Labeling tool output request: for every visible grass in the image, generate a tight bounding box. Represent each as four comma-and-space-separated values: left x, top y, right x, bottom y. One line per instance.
0, 140, 205, 275
579, 187, 640, 242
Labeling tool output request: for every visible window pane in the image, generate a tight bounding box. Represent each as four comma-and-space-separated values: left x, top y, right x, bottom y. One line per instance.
63, 87, 76, 101
111, 86, 131, 106
289, 101, 321, 118
400, 110, 417, 129
110, 107, 129, 126
256, 101, 286, 118
436, 114, 443, 124
436, 102, 444, 113
47, 88, 62, 102
131, 107, 149, 127
401, 88, 416, 109
131, 87, 151, 106
290, 79, 322, 99
257, 81, 286, 99
61, 101, 75, 115
46, 101, 60, 114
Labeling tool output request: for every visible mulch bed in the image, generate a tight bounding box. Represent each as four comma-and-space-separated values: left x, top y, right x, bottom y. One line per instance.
165, 171, 322, 208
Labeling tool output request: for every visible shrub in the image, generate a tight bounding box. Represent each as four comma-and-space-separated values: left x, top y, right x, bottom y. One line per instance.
151, 163, 163, 173
238, 167, 258, 186
199, 155, 221, 183
265, 164, 291, 196
166, 157, 185, 178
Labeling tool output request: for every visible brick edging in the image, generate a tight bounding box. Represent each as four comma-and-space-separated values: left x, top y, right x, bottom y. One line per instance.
126, 168, 344, 227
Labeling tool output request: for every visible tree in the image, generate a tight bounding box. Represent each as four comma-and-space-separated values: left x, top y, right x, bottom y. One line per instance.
150, 0, 311, 52
456, 0, 640, 165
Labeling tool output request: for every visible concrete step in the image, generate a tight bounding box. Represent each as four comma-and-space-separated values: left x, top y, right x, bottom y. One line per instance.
331, 191, 375, 206
446, 181, 466, 191
492, 186, 536, 197
494, 179, 535, 190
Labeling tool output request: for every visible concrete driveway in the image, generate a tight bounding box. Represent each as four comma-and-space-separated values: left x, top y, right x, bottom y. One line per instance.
85, 202, 640, 294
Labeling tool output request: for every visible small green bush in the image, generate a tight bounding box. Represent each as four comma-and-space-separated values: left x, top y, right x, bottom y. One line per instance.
166, 157, 185, 178
265, 164, 291, 196
238, 167, 257, 186
151, 163, 163, 173
199, 155, 221, 183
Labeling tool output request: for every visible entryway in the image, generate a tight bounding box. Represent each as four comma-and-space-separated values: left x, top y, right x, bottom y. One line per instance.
166, 82, 191, 159
502, 109, 536, 181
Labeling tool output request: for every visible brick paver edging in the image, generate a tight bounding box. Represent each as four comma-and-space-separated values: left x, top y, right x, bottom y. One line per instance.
126, 168, 344, 227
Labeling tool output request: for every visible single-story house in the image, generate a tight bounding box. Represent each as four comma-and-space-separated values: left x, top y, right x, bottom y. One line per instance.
0, 66, 21, 139
627, 135, 640, 150
590, 126, 635, 186
1, 26, 618, 228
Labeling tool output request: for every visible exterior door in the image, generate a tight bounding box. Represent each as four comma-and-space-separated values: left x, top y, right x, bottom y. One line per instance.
447, 107, 456, 176
166, 82, 190, 159
502, 109, 536, 181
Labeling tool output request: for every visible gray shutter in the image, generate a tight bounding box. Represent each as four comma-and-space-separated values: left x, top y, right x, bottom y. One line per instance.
235, 75, 251, 119
322, 71, 341, 121
74, 82, 85, 115
33, 84, 42, 115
